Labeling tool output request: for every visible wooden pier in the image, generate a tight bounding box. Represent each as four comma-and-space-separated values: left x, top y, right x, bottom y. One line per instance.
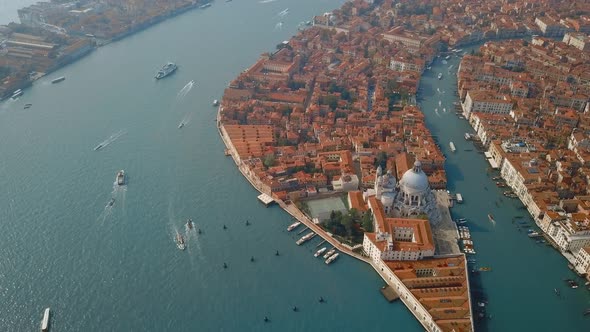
316, 239, 327, 247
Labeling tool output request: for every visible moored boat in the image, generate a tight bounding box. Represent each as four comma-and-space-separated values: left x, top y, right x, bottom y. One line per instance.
51, 76, 66, 84
41, 307, 50, 331
456, 193, 463, 203
449, 141, 456, 152
323, 248, 336, 259
213, 99, 219, 106
314, 247, 327, 257
116, 170, 125, 185
287, 221, 301, 232
296, 232, 315, 245
325, 253, 339, 265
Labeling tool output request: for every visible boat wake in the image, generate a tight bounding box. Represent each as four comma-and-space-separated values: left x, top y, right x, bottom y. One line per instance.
178, 112, 192, 129
275, 21, 284, 30
177, 80, 195, 100
259, 0, 277, 3
94, 130, 126, 151
277, 8, 289, 17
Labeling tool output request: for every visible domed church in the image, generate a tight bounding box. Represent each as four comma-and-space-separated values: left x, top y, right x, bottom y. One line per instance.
370, 161, 441, 225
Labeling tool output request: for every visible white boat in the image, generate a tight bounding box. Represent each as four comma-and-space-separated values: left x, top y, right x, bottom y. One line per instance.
51, 76, 66, 84
325, 253, 339, 265
296, 232, 315, 245
11, 89, 23, 99
116, 170, 125, 185
445, 55, 451, 60
323, 248, 336, 259
456, 193, 463, 204
41, 307, 50, 331
464, 133, 472, 140
213, 99, 219, 106
287, 221, 301, 231
314, 247, 327, 257
178, 122, 185, 129
176, 232, 186, 250
438, 73, 443, 80
449, 142, 456, 152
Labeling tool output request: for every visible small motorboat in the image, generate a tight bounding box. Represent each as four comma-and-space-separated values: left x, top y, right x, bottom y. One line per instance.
94, 144, 103, 151
186, 219, 193, 229
178, 122, 185, 129
24, 103, 32, 109
176, 232, 186, 251
554, 288, 560, 296
213, 99, 220, 107
107, 198, 115, 207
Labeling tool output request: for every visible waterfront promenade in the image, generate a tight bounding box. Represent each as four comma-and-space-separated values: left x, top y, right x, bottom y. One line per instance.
216, 107, 372, 265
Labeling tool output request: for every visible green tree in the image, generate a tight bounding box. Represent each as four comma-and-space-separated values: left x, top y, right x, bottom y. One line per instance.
263, 154, 276, 168
361, 213, 373, 232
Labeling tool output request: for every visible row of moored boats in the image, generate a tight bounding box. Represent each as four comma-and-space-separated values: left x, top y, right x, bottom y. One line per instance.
287, 221, 340, 265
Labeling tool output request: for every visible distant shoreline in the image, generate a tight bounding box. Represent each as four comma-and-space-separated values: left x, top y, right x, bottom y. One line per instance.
2, 1, 205, 100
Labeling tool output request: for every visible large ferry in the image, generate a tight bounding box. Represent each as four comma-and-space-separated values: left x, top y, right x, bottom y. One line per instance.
325, 253, 339, 265
314, 247, 327, 257
287, 221, 301, 232
116, 170, 125, 185
41, 307, 50, 331
176, 232, 186, 251
155, 62, 177, 79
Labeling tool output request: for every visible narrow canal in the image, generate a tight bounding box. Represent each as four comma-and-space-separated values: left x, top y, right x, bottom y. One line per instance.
418, 51, 590, 331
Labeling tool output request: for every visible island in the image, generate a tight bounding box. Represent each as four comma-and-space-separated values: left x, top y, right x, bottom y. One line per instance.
218, 0, 590, 330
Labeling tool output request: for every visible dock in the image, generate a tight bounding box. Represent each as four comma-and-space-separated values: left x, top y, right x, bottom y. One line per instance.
380, 285, 399, 302
257, 193, 275, 207
297, 226, 308, 235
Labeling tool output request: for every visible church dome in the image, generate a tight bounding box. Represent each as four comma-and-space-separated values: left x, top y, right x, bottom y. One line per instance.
399, 161, 429, 194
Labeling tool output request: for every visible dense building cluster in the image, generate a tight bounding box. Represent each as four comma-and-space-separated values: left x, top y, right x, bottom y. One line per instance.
458, 36, 590, 278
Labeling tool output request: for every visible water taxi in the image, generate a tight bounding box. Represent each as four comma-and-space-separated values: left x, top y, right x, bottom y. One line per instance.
41, 307, 50, 331
11, 89, 23, 99
323, 248, 336, 259
51, 76, 66, 84
456, 193, 463, 204
287, 221, 301, 232
186, 219, 193, 230
325, 253, 339, 265
296, 232, 315, 245
176, 232, 186, 250
314, 247, 327, 257
116, 170, 125, 185
449, 142, 456, 152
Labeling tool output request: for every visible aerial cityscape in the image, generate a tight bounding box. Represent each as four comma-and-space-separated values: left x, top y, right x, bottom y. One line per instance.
1, 0, 590, 331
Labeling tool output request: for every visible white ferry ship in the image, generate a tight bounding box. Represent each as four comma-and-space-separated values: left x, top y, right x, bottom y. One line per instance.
325, 253, 339, 265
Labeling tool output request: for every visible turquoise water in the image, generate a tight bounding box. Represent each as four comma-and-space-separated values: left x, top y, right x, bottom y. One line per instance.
0, 1, 425, 331
419, 53, 590, 331
1, 1, 589, 330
